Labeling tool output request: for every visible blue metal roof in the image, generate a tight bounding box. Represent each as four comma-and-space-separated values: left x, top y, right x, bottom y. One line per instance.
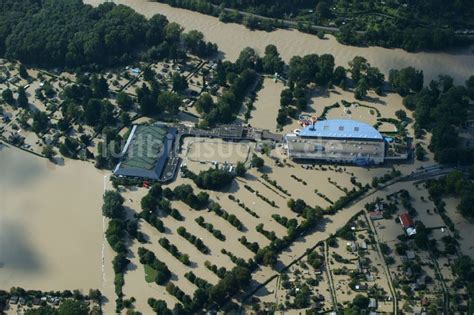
298, 119, 383, 140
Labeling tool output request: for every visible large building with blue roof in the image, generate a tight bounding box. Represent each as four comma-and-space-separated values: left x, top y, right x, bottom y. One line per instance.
286, 119, 385, 165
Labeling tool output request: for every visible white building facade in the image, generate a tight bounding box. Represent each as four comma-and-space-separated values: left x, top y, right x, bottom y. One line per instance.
286, 119, 385, 166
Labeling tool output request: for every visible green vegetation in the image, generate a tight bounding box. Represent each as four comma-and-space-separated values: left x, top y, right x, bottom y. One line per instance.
137, 247, 172, 285
185, 271, 212, 290
182, 166, 235, 190
148, 298, 172, 315
0, 0, 217, 67
243, 184, 277, 208
239, 236, 260, 253
195, 216, 226, 241
25, 299, 90, 315
227, 195, 259, 218
200, 63, 258, 126
208, 201, 244, 231
159, 237, 191, 265
177, 226, 210, 254
102, 190, 136, 312
172, 184, 209, 209
400, 74, 474, 164
261, 174, 291, 196
427, 171, 474, 219
144, 264, 158, 283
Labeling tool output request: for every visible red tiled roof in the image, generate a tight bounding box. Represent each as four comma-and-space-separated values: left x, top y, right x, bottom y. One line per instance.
399, 213, 414, 228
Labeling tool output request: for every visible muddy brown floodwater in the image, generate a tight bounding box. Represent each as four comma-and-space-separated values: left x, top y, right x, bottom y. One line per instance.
0, 145, 106, 292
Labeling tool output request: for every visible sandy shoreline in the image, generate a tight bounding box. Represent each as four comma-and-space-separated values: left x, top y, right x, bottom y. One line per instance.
83, 0, 474, 84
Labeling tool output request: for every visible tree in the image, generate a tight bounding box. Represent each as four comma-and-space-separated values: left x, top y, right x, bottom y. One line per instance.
32, 111, 49, 133
235, 162, 246, 177
142, 67, 155, 82
195, 93, 214, 114
288, 198, 307, 213
172, 73, 188, 92
395, 109, 407, 121
389, 67, 424, 96
120, 112, 131, 126
57, 300, 89, 315
262, 44, 284, 74
148, 298, 171, 315
116, 92, 133, 110
2, 88, 14, 104
16, 87, 28, 108
19, 64, 29, 79
466, 75, 474, 100
158, 91, 181, 115
25, 305, 57, 315
316, 1, 330, 18
251, 155, 264, 169
146, 14, 168, 45
261, 248, 277, 266
349, 56, 369, 84
458, 191, 474, 218
191, 168, 235, 190
83, 99, 102, 126
453, 256, 474, 280
102, 190, 125, 219
354, 79, 368, 100
352, 294, 370, 309
332, 66, 347, 86
236, 47, 259, 72
113, 253, 130, 273
42, 145, 56, 161
366, 66, 385, 89
91, 75, 109, 98
294, 285, 311, 308
315, 54, 335, 85
164, 22, 183, 42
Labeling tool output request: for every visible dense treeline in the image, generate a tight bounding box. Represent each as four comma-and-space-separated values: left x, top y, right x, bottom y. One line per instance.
427, 171, 474, 219
400, 73, 474, 164
201, 63, 258, 126
1, 0, 217, 68
102, 190, 137, 312
339, 22, 464, 52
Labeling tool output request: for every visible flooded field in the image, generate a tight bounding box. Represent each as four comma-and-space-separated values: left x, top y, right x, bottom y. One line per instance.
184, 138, 252, 164
0, 145, 106, 292
249, 78, 285, 132
83, 0, 474, 84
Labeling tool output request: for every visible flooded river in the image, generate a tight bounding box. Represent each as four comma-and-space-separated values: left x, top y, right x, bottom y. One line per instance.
84, 0, 474, 84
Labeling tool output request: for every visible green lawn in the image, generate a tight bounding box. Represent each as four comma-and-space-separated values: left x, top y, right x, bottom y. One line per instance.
144, 264, 157, 283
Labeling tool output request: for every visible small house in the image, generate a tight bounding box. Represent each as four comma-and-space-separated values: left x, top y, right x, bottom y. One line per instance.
358, 240, 368, 250
9, 296, 19, 305
399, 213, 414, 228
368, 298, 377, 309
354, 283, 368, 291
406, 251, 416, 260
399, 213, 417, 236
369, 210, 384, 220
